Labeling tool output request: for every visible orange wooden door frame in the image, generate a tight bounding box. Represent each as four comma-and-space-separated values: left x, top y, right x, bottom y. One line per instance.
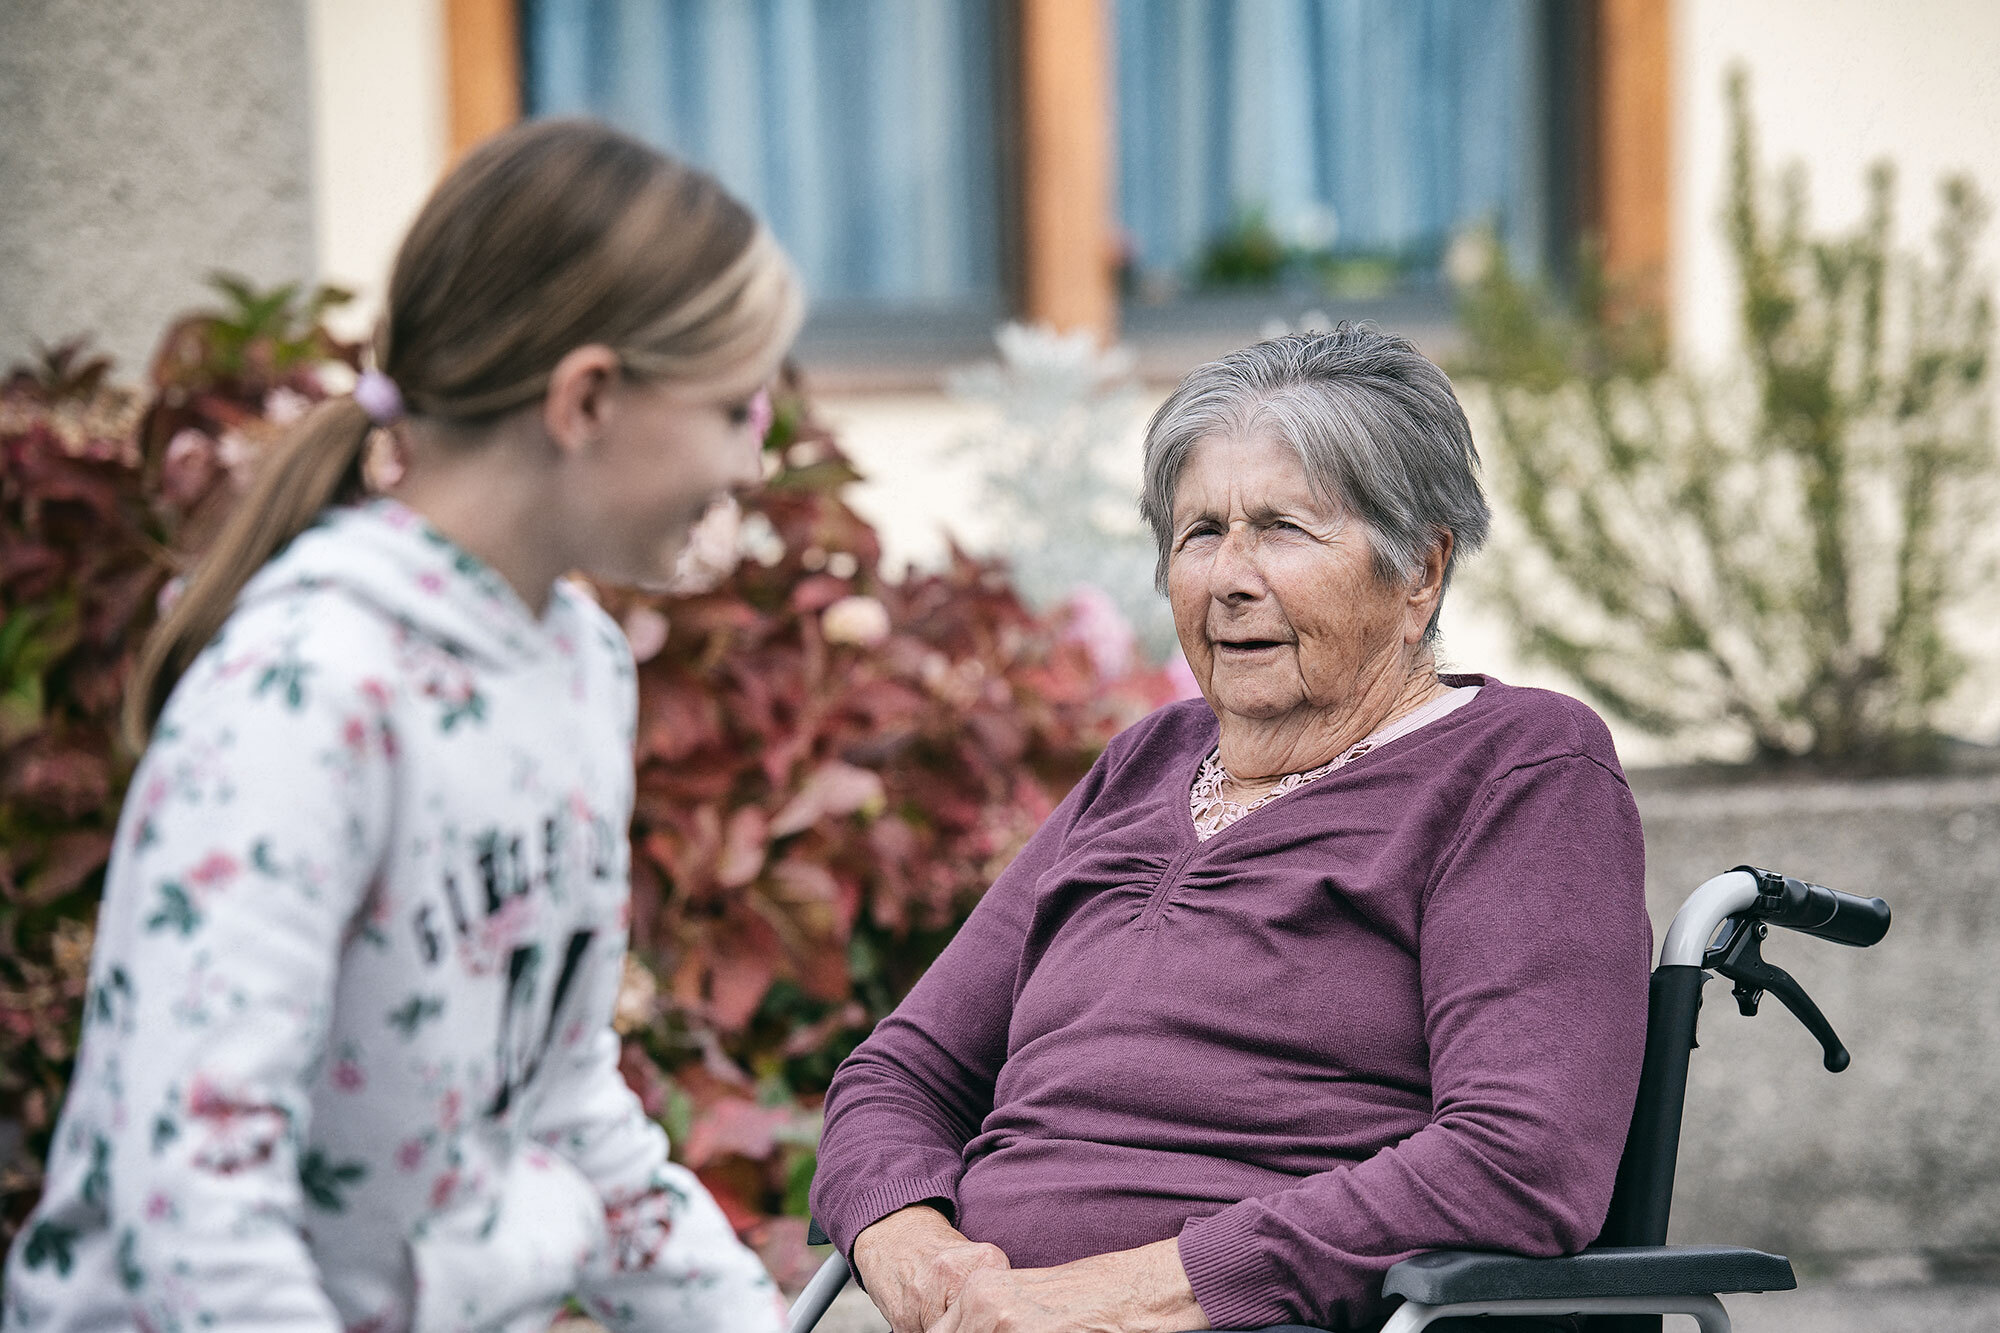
1016, 0, 1118, 341
446, 0, 522, 160
1595, 0, 1672, 321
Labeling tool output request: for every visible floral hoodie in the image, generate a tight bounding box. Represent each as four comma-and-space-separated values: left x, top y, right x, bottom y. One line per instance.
4, 501, 784, 1333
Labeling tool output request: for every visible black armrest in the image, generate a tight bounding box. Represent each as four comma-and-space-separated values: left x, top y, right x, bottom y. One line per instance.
1383, 1245, 1796, 1304
807, 1217, 830, 1246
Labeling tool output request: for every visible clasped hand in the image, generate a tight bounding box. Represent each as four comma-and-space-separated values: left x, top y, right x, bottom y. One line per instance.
850, 1205, 1209, 1333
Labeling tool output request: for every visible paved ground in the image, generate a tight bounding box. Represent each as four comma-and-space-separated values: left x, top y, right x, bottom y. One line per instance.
804, 1278, 2000, 1332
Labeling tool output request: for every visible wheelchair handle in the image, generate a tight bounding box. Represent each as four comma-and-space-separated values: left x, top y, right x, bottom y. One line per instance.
1731, 864, 1891, 947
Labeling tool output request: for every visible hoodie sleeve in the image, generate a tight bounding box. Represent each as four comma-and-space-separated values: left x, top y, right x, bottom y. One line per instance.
37, 609, 395, 1331
526, 598, 784, 1333
528, 1027, 785, 1333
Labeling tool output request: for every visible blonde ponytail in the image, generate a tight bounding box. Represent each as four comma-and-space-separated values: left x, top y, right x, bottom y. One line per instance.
124, 397, 374, 749
125, 119, 802, 750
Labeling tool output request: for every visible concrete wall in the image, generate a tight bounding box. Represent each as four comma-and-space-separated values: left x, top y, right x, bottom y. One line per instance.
1636, 771, 2000, 1272
0, 0, 317, 371
305, 0, 449, 343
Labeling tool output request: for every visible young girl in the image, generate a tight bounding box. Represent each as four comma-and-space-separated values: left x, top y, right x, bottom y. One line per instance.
4, 120, 803, 1333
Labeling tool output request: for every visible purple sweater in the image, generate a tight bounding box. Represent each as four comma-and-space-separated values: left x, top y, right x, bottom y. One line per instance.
810, 678, 1651, 1331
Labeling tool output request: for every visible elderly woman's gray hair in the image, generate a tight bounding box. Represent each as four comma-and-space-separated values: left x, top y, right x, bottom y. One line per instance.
1139, 323, 1491, 640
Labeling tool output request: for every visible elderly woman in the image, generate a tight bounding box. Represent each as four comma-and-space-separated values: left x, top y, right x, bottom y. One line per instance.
809, 326, 1651, 1333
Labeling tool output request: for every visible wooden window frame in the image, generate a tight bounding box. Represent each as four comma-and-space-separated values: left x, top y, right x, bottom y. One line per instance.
445, 0, 1669, 356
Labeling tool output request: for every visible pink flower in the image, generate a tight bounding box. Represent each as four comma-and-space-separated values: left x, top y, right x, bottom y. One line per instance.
622, 607, 669, 663
1060, 584, 1137, 680
263, 387, 311, 425
343, 716, 369, 753
215, 430, 260, 489
430, 1169, 460, 1209
331, 1059, 365, 1092
416, 571, 446, 595
160, 430, 217, 507
145, 1191, 175, 1221
396, 1138, 426, 1172
187, 851, 239, 891
155, 575, 188, 619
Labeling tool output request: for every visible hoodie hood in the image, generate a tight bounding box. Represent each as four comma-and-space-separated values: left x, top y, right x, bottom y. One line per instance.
238, 498, 583, 668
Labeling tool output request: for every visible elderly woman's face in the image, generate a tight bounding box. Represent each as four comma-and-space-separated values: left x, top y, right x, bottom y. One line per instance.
1167, 432, 1422, 724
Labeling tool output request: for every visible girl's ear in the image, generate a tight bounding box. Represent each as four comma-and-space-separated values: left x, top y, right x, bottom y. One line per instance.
543, 345, 623, 457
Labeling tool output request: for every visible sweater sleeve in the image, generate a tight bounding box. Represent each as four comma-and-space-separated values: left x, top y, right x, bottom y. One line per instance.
808, 753, 1110, 1258
52, 622, 393, 1331
1175, 754, 1653, 1331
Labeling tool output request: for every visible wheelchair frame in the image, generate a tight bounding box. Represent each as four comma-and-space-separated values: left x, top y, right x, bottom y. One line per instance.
788, 865, 1890, 1333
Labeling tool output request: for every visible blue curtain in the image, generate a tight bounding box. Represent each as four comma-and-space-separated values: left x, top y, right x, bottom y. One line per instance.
522, 0, 1004, 311
1115, 0, 1550, 283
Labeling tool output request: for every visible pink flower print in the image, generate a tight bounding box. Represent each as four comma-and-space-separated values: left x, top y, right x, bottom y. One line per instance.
417, 571, 446, 596
604, 1187, 678, 1272
331, 1058, 365, 1092
186, 1076, 285, 1174
396, 1137, 427, 1172
343, 716, 369, 754
359, 678, 392, 711
429, 1167, 460, 1209
145, 1191, 175, 1221
187, 851, 240, 894
468, 894, 534, 972
439, 1087, 462, 1132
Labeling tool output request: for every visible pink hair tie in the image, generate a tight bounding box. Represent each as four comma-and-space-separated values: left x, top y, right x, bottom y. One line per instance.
354, 370, 405, 426
747, 387, 774, 439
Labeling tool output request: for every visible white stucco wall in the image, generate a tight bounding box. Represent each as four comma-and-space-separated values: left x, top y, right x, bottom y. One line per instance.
1672, 0, 2000, 366
305, 0, 451, 342
0, 0, 317, 370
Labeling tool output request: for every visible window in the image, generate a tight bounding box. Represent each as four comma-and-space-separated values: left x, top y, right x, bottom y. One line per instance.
522, 0, 1008, 325
1115, 0, 1579, 327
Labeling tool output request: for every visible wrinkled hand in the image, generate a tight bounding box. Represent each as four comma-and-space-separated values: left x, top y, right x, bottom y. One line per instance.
927, 1237, 1209, 1333
851, 1204, 1012, 1333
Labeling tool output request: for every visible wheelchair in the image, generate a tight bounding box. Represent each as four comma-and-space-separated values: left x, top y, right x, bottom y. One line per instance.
787, 865, 1892, 1333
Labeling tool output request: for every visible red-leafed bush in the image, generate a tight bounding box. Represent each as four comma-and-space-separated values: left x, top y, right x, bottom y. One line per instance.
0, 283, 1172, 1275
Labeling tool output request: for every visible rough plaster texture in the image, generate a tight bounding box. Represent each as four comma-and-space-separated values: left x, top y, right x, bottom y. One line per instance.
0, 0, 316, 372
1634, 773, 2000, 1269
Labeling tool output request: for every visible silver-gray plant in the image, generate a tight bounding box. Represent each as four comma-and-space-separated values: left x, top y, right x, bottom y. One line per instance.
948, 324, 1179, 664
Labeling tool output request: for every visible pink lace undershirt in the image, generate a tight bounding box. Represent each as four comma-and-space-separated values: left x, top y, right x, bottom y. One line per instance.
1189, 685, 1482, 841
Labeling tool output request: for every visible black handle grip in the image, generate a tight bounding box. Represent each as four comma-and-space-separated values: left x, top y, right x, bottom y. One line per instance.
1734, 866, 1891, 947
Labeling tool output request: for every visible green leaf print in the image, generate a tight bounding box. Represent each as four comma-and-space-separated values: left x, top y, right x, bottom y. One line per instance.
22, 1220, 78, 1276
386, 993, 445, 1038
117, 1227, 144, 1291
143, 881, 200, 936
254, 649, 313, 711
152, 1111, 178, 1153
251, 838, 283, 877
81, 1134, 111, 1210
438, 690, 488, 732
88, 965, 132, 1026
298, 1148, 368, 1212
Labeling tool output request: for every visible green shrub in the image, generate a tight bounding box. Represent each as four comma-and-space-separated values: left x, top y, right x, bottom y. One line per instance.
1456, 70, 1995, 771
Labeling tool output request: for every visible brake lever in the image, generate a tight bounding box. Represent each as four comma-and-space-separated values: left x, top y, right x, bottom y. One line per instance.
1705, 919, 1852, 1072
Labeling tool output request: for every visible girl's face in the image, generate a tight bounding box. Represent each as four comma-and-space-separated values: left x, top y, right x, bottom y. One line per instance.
565, 373, 770, 589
